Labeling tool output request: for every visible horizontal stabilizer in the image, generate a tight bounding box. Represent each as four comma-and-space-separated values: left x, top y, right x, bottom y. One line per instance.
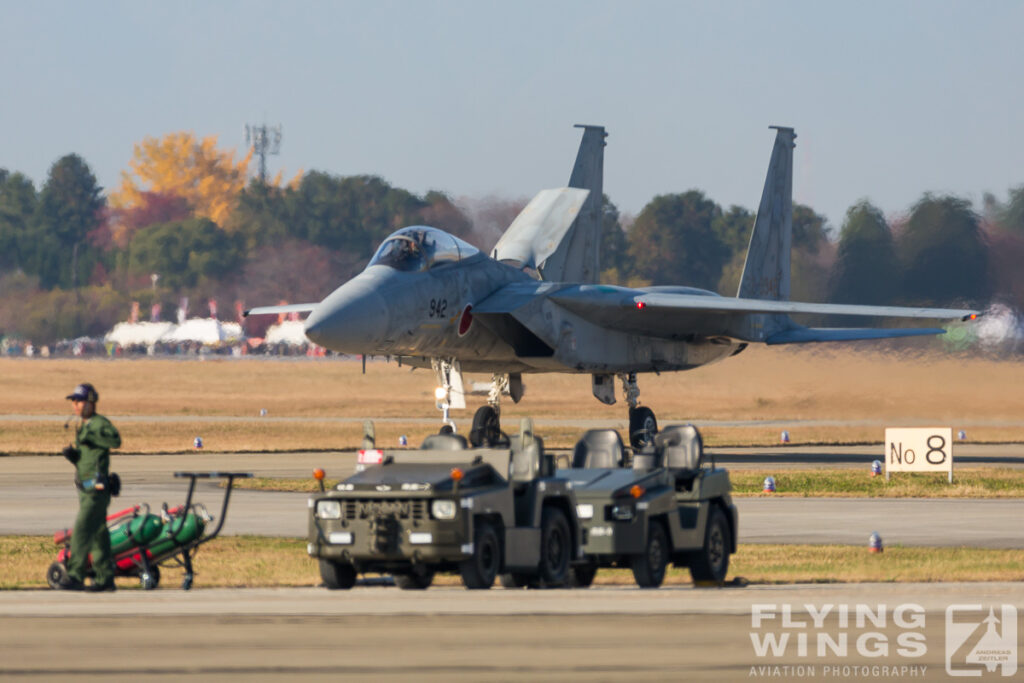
766, 327, 947, 345
244, 303, 318, 317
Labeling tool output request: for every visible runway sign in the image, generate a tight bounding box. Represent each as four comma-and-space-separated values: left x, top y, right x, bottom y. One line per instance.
885, 427, 953, 483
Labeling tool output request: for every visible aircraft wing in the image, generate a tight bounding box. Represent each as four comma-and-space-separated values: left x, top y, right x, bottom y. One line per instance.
477, 283, 979, 344
244, 303, 318, 317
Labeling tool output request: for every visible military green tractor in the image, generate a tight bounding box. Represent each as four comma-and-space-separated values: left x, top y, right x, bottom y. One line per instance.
555, 424, 737, 589
307, 419, 582, 590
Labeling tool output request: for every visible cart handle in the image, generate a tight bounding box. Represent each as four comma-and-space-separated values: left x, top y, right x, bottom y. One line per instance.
172, 472, 253, 542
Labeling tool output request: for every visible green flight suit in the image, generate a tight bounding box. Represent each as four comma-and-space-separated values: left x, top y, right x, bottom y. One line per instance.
67, 413, 121, 584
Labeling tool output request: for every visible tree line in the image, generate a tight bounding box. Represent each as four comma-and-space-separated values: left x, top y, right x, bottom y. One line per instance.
1, 131, 1023, 345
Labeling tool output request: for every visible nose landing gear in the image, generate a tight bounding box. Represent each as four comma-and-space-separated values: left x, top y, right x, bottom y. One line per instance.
621, 372, 658, 450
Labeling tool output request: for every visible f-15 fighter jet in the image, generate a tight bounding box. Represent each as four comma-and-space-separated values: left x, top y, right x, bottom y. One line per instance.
247, 125, 978, 448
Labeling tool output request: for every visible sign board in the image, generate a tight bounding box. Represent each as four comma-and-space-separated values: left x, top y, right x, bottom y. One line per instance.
884, 428, 953, 483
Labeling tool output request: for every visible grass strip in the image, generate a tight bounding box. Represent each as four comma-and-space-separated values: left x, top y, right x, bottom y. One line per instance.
226, 468, 1024, 498
4, 536, 1021, 590
730, 468, 1024, 498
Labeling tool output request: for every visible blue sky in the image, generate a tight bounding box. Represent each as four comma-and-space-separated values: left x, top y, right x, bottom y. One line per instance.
3, 0, 1022, 231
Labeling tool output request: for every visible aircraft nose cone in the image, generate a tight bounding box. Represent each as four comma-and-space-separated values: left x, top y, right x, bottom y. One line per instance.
304, 282, 390, 353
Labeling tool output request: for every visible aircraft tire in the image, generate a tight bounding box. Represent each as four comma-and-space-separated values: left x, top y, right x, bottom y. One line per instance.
470, 406, 501, 447
688, 506, 731, 585
319, 559, 357, 590
629, 407, 658, 449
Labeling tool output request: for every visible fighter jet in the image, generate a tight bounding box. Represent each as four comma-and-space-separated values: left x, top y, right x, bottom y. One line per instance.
247, 125, 979, 448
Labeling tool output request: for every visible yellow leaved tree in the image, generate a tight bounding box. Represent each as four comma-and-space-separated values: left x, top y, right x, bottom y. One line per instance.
110, 132, 253, 226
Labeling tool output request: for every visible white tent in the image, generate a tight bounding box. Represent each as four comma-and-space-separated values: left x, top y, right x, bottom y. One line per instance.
160, 318, 244, 345
264, 320, 309, 346
104, 321, 176, 346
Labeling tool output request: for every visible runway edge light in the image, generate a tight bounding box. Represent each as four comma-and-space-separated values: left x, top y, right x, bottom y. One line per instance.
762, 476, 776, 493
871, 460, 882, 476
869, 531, 883, 553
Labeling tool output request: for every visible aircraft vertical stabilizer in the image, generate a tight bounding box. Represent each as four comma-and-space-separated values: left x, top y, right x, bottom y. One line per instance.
538, 125, 607, 283
738, 126, 794, 302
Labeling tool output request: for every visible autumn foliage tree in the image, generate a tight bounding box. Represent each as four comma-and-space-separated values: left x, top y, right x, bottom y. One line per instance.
110, 132, 252, 226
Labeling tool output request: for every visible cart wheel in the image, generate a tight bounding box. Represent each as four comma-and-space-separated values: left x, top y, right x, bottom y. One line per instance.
182, 574, 194, 591
46, 561, 69, 589
140, 566, 161, 590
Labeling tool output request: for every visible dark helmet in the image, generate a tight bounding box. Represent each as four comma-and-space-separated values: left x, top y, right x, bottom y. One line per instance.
66, 383, 99, 403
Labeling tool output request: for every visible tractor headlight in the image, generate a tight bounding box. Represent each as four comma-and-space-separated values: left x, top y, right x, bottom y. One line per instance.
317, 500, 342, 519
576, 504, 594, 520
431, 499, 456, 520
611, 504, 634, 521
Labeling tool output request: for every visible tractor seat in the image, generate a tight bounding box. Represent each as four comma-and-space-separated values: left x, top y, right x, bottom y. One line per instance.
572, 429, 625, 468
421, 433, 469, 450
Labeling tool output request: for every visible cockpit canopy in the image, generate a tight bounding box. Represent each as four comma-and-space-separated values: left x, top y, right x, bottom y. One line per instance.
368, 226, 480, 272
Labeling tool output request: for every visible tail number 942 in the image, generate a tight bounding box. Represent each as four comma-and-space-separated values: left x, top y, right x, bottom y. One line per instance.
428, 298, 448, 318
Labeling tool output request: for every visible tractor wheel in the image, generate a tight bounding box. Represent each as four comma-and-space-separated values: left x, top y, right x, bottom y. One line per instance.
631, 521, 668, 588
459, 520, 501, 589
688, 507, 731, 584
568, 561, 598, 588
538, 507, 570, 587
319, 559, 357, 590
394, 566, 435, 590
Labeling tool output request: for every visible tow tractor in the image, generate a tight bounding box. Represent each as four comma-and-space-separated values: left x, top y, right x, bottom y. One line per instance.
557, 425, 738, 588
307, 419, 582, 590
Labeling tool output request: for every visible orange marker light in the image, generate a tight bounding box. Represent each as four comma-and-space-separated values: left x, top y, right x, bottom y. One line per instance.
313, 468, 325, 481
450, 467, 464, 481
630, 485, 645, 498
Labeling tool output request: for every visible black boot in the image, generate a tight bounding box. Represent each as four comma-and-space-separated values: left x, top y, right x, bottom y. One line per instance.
86, 579, 117, 592
56, 575, 84, 591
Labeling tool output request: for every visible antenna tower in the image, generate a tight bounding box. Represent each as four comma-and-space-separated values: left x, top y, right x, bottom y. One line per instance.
244, 123, 283, 184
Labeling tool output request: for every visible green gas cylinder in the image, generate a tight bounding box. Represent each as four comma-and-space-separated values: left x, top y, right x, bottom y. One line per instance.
109, 513, 163, 555
146, 512, 206, 558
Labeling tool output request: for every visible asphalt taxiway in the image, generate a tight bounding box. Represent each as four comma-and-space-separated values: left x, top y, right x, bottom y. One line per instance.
2, 446, 1022, 546
2, 583, 1022, 681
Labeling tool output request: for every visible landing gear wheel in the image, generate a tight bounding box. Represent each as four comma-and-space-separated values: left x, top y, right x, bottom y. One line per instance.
688, 507, 731, 585
319, 559, 357, 589
569, 561, 598, 588
394, 566, 435, 590
469, 406, 501, 447
140, 566, 161, 590
538, 507, 570, 587
629, 406, 658, 450
439, 424, 454, 435
459, 520, 501, 589
46, 561, 69, 589
631, 521, 668, 588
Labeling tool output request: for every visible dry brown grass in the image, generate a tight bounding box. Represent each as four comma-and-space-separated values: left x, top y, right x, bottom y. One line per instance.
2, 346, 1022, 453
4, 535, 1021, 589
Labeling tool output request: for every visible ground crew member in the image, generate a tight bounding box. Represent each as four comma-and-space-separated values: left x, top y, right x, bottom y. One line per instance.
58, 383, 121, 592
